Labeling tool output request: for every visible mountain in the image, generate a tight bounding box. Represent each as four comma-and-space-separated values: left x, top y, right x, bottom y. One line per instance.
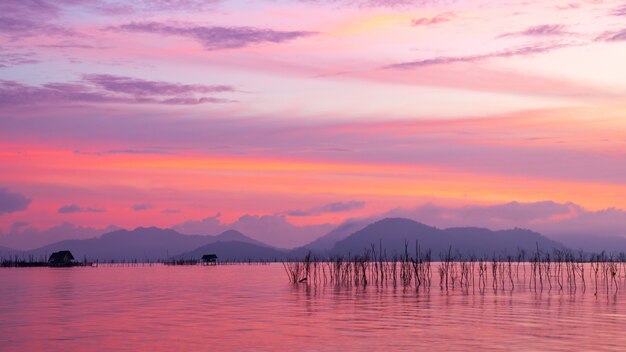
23, 227, 269, 261
332, 218, 565, 258
213, 229, 270, 247
176, 241, 287, 262
300, 220, 370, 251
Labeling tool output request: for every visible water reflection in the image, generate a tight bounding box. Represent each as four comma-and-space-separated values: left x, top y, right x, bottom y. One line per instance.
1, 264, 626, 351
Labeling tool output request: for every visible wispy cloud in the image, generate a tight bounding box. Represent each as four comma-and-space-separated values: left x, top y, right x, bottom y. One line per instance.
610, 4, 626, 16
83, 74, 234, 96
74, 149, 167, 156
596, 28, 626, 42
384, 42, 572, 69
301, 0, 432, 8
0, 52, 40, 68
0, 1, 61, 21
58, 204, 106, 214
286, 201, 366, 216
107, 22, 316, 50
132, 203, 153, 211
93, 0, 222, 15
556, 3, 580, 10
0, 17, 74, 38
0, 75, 236, 106
498, 24, 571, 38
0, 188, 31, 215
161, 208, 181, 214
411, 12, 455, 27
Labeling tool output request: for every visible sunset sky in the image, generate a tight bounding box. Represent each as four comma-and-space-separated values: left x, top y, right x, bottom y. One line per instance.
1, 0, 625, 247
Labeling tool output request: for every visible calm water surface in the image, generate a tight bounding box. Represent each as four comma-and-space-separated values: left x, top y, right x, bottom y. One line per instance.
1, 264, 626, 351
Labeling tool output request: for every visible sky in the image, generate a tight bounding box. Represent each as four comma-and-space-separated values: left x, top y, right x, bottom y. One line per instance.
1, 0, 625, 248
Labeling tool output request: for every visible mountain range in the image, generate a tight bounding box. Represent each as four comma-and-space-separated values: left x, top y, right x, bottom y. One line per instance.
331, 218, 564, 258
0, 218, 597, 262
8, 227, 268, 262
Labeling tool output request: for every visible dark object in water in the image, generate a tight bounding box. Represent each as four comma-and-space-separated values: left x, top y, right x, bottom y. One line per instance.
48, 251, 75, 267
298, 277, 307, 283
202, 254, 218, 265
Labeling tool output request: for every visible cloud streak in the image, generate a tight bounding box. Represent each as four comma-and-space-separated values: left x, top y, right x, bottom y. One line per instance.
596, 28, 626, 42
611, 4, 626, 16
411, 12, 455, 26
498, 24, 570, 38
0, 52, 40, 68
83, 74, 234, 96
0, 75, 235, 106
384, 42, 572, 69
132, 203, 153, 211
58, 204, 106, 214
286, 201, 366, 216
108, 22, 316, 50
0, 17, 74, 38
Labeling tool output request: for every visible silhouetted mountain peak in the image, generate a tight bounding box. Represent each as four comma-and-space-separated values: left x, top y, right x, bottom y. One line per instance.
100, 227, 180, 240
214, 229, 271, 247
367, 218, 438, 231
333, 217, 564, 258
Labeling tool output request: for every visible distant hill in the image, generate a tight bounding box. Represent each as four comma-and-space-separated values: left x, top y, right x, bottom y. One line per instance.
212, 229, 270, 247
23, 227, 269, 261
7, 219, 580, 262
331, 218, 565, 258
299, 220, 370, 251
177, 241, 287, 262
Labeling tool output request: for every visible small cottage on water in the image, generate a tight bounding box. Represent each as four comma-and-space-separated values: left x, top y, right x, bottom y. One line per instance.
48, 250, 75, 267
202, 254, 218, 265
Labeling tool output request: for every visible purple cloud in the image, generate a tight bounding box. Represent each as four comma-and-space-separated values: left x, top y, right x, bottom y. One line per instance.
384, 42, 571, 69
0, 75, 235, 106
10, 221, 29, 232
58, 204, 106, 214
108, 22, 316, 50
0, 17, 74, 38
93, 0, 222, 15
0, 188, 31, 215
0, 1, 61, 21
411, 12, 455, 27
557, 3, 580, 10
287, 201, 366, 216
83, 74, 233, 96
0, 52, 40, 68
37, 42, 99, 49
611, 4, 626, 16
301, 0, 428, 8
0, 0, 221, 19
74, 149, 167, 156
498, 24, 570, 38
132, 203, 153, 211
161, 209, 180, 214
596, 28, 626, 42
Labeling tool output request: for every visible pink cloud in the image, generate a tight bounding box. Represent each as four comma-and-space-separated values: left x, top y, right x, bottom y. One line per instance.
107, 22, 316, 50
411, 12, 455, 26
